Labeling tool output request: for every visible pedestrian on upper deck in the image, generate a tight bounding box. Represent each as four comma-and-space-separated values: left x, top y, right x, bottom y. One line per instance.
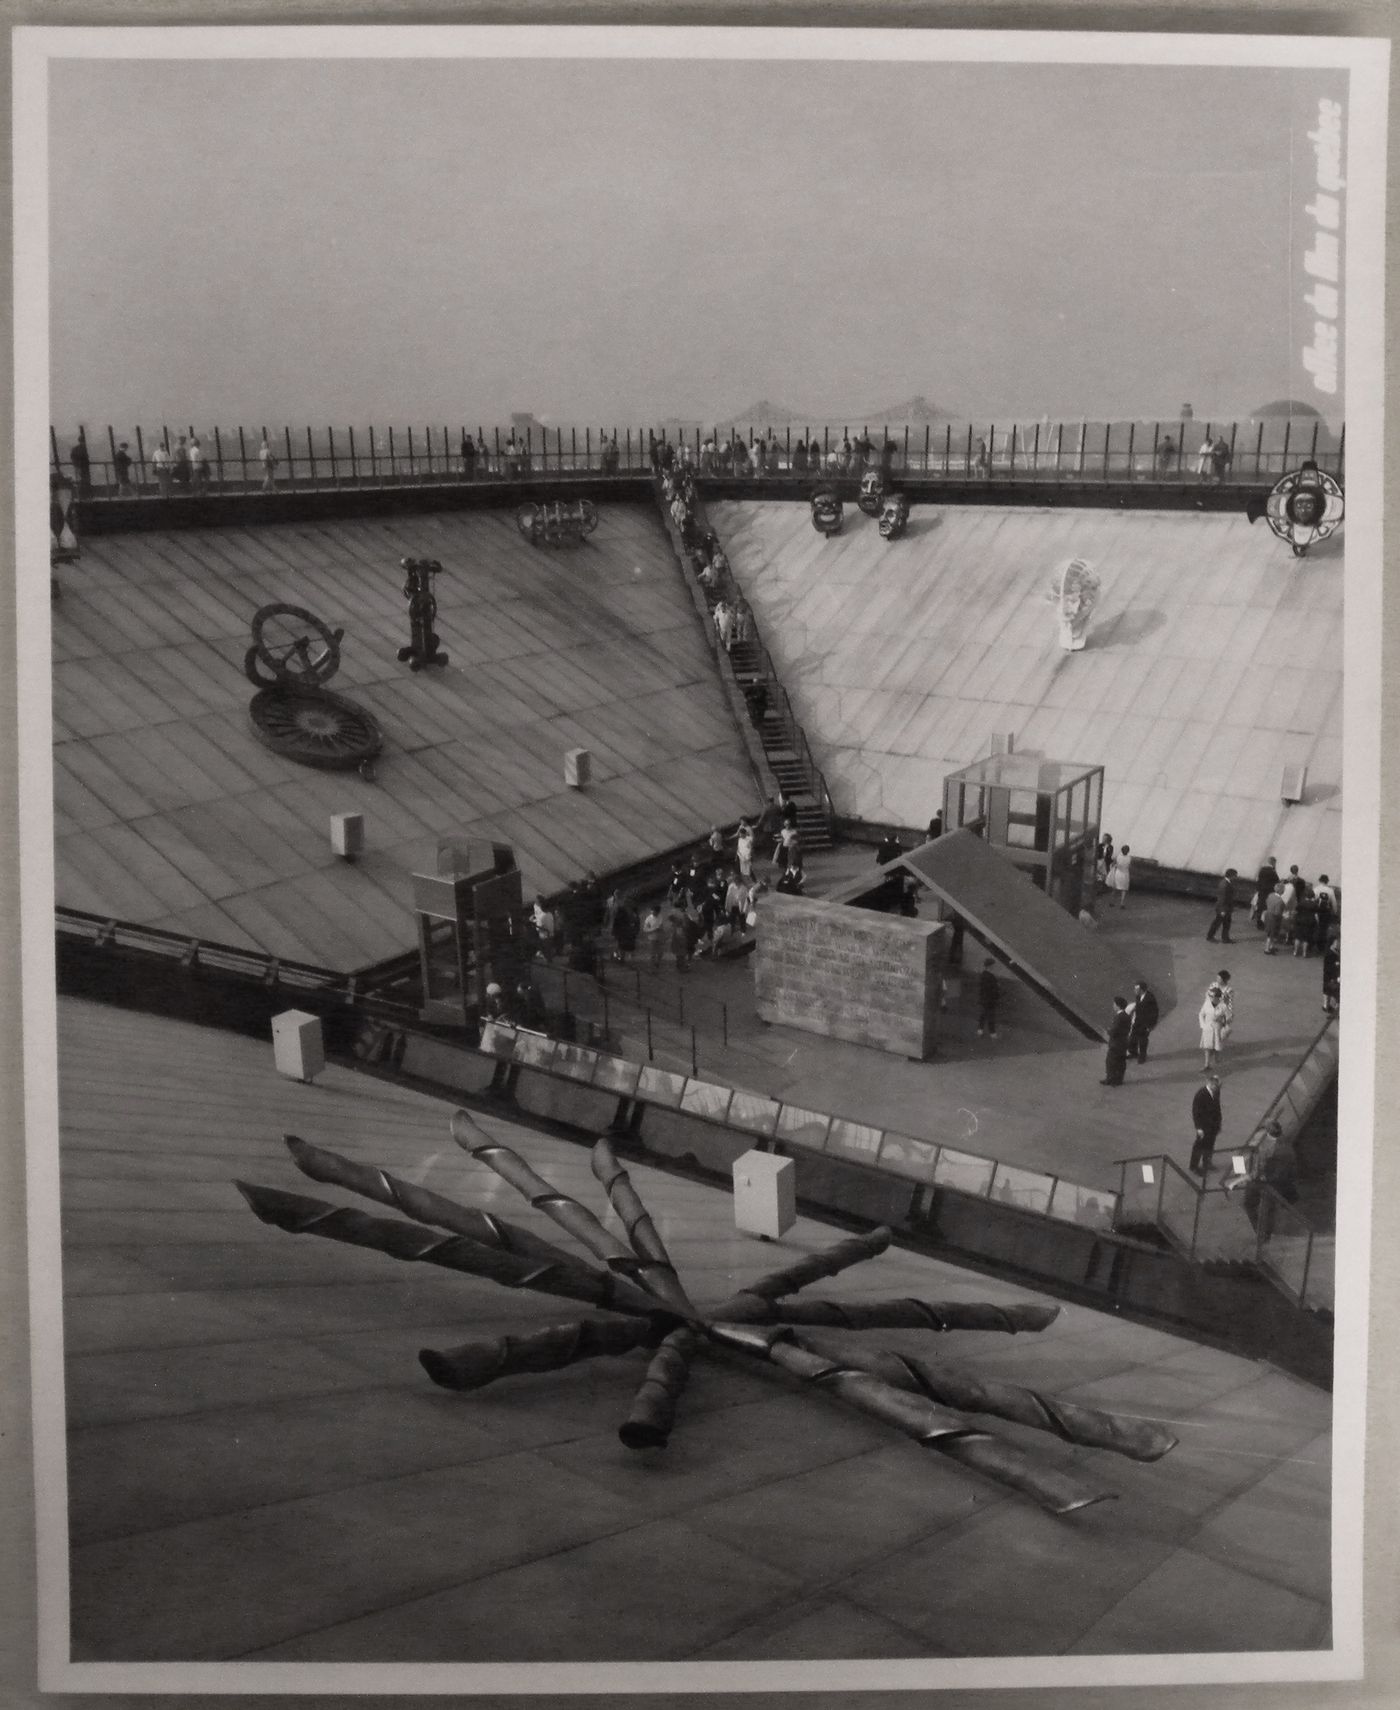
1206, 868, 1238, 943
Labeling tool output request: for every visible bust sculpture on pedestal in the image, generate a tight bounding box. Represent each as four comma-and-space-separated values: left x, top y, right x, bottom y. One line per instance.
1048, 557, 1100, 652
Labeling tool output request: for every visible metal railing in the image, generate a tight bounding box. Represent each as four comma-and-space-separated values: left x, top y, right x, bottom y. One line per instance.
1114, 1147, 1332, 1313
479, 1016, 1117, 1231
51, 416, 1344, 501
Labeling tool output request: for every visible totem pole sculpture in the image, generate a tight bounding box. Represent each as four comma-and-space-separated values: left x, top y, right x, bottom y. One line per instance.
398, 557, 449, 671
1047, 557, 1101, 652
236, 1110, 1177, 1515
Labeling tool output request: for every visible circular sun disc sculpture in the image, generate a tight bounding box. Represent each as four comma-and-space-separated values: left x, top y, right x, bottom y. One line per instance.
1047, 557, 1101, 652
1249, 463, 1344, 558
244, 601, 383, 776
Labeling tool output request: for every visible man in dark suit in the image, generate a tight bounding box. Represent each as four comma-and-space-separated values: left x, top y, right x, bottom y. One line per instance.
1127, 980, 1160, 1063
1101, 996, 1132, 1085
1206, 868, 1238, 942
1253, 855, 1279, 928
1189, 1074, 1223, 1175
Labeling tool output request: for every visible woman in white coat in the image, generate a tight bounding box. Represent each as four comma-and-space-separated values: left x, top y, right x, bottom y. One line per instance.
1109, 844, 1132, 910
1198, 982, 1229, 1071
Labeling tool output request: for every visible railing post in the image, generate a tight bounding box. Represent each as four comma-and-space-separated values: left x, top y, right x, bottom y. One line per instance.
1189, 1182, 1203, 1259
691, 1025, 698, 1077
722, 1001, 728, 1048
106, 425, 119, 495
1102, 422, 1111, 479
1154, 1159, 1165, 1226
306, 426, 317, 487
646, 1008, 654, 1061
1297, 1229, 1314, 1306
1282, 419, 1292, 467
237, 426, 247, 488
1254, 420, 1264, 476
135, 424, 147, 489
1126, 421, 1135, 480
214, 425, 225, 488
328, 427, 338, 487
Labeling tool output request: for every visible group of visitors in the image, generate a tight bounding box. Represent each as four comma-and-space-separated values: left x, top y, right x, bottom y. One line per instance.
1208, 855, 1340, 1012
1091, 834, 1132, 911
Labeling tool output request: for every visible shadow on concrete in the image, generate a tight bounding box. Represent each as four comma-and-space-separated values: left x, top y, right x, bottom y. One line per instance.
1094, 606, 1169, 649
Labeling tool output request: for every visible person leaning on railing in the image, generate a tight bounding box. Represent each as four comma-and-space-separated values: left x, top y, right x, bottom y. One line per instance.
1224, 1119, 1299, 1236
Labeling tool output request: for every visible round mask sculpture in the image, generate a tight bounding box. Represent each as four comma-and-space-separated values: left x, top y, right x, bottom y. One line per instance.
1248, 463, 1344, 557
1047, 557, 1101, 653
810, 488, 844, 537
878, 493, 911, 539
857, 469, 885, 517
245, 602, 383, 777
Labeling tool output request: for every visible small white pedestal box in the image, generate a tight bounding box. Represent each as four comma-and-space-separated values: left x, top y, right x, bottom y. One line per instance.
732, 1149, 796, 1239
564, 748, 592, 789
272, 1010, 325, 1083
330, 812, 365, 860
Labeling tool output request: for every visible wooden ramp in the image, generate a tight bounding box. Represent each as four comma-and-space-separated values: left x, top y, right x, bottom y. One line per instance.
50, 506, 761, 969
896, 832, 1138, 1041
710, 502, 1343, 881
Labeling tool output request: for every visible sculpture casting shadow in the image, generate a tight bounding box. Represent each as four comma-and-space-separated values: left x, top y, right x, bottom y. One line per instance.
1091, 608, 1169, 649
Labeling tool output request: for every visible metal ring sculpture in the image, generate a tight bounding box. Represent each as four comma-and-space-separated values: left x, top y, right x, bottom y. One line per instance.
857, 469, 886, 517
245, 603, 382, 778
516, 498, 599, 547
878, 492, 911, 539
1247, 463, 1344, 558
810, 488, 844, 537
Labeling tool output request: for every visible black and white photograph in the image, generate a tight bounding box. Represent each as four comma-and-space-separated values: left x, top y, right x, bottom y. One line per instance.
8, 21, 1390, 1697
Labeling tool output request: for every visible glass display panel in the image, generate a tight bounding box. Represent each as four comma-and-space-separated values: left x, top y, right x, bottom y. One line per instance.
636, 1065, 686, 1108
552, 1041, 599, 1083
775, 1103, 832, 1152
511, 1029, 557, 1069
727, 1090, 781, 1136
827, 1117, 885, 1162
1048, 1178, 1117, 1229
477, 1020, 517, 1061
989, 1163, 1054, 1213
877, 1132, 941, 1182
932, 1146, 997, 1196
591, 1054, 641, 1096
680, 1080, 734, 1121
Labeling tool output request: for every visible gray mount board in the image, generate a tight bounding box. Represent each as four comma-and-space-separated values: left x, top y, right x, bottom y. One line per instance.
893, 831, 1138, 1041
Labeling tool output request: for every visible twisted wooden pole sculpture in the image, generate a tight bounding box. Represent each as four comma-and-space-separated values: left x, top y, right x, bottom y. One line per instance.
234, 1109, 1177, 1515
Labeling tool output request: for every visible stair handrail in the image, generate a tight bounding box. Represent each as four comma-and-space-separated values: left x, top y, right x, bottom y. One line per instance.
1255, 1015, 1339, 1134
736, 605, 835, 822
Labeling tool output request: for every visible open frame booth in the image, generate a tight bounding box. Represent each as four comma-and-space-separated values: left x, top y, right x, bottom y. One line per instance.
942, 754, 1104, 916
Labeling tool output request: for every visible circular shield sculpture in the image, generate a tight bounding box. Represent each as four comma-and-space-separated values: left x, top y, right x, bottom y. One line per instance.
857, 470, 885, 517
1047, 558, 1100, 653
1247, 463, 1344, 558
878, 493, 911, 539
810, 488, 844, 537
244, 602, 382, 777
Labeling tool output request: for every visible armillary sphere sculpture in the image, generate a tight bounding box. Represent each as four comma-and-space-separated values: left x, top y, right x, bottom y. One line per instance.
244, 603, 383, 779
810, 488, 844, 537
235, 1110, 1177, 1515
1246, 461, 1344, 558
398, 557, 449, 670
516, 497, 600, 547
879, 492, 911, 539
857, 469, 886, 517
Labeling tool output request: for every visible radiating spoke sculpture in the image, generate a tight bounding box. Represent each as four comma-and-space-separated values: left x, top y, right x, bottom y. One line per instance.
236, 1110, 1177, 1518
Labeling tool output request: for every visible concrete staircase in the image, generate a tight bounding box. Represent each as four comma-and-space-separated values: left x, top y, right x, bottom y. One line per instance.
655, 484, 834, 851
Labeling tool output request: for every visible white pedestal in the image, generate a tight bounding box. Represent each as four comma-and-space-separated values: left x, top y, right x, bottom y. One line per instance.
732, 1150, 796, 1239
272, 1010, 325, 1083
564, 747, 592, 788
330, 812, 365, 860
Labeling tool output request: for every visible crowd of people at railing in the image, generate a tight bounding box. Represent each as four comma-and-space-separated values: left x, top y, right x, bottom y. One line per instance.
54, 412, 1339, 500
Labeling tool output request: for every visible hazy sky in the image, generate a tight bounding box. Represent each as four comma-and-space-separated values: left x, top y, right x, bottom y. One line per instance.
47, 54, 1343, 432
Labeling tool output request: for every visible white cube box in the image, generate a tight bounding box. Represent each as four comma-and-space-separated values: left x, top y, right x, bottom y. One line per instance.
272, 1010, 326, 1083
330, 812, 365, 860
732, 1149, 796, 1240
564, 747, 592, 789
